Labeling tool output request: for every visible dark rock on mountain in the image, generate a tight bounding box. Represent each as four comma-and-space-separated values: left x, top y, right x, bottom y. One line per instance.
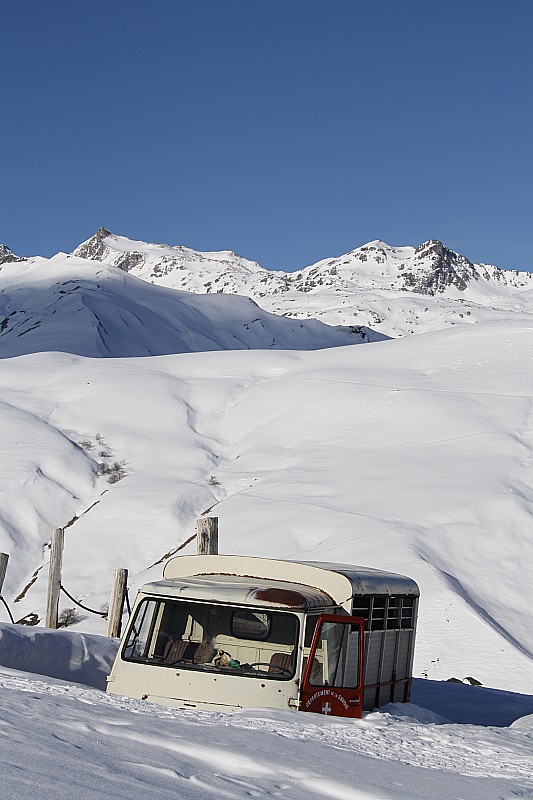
0, 244, 26, 265
72, 227, 113, 261
399, 240, 478, 295
66, 228, 533, 338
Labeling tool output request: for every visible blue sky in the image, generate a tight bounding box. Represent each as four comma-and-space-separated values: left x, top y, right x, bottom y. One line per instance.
3, 1, 532, 271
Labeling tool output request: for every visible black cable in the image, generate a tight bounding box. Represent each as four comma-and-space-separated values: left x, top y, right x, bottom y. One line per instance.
60, 584, 107, 618
0, 595, 15, 624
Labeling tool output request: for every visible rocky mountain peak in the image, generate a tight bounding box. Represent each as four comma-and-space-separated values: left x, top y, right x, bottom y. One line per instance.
73, 228, 114, 261
0, 244, 25, 265
414, 239, 446, 258
398, 239, 477, 296
96, 226, 112, 238
64, 229, 533, 333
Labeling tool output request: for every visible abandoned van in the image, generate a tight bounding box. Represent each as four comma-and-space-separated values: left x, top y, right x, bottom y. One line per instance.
106, 555, 419, 718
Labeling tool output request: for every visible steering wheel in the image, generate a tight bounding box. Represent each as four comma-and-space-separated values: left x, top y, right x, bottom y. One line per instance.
248, 662, 291, 676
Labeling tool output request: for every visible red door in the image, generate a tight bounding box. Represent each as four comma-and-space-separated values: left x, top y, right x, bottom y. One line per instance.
300, 614, 364, 718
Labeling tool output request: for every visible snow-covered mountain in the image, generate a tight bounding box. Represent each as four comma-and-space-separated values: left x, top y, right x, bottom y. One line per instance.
0, 255, 380, 359
66, 227, 533, 337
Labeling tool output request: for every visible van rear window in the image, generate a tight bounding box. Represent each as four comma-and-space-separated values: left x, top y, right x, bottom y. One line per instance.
231, 609, 271, 640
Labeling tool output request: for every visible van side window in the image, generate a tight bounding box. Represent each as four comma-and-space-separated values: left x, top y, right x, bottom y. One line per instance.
304, 615, 319, 648
356, 595, 416, 631
308, 619, 360, 688
123, 599, 159, 660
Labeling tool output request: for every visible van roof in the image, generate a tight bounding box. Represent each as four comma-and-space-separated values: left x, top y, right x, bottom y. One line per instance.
141, 574, 335, 610
160, 555, 419, 611
300, 561, 419, 596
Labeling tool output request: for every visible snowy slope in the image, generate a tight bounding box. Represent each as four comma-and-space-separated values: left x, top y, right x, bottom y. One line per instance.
1, 319, 533, 694
66, 228, 533, 337
1, 624, 533, 800
0, 255, 379, 358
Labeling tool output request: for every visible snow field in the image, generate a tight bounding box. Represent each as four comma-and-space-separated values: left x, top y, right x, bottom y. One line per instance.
1, 320, 533, 693
1, 625, 533, 800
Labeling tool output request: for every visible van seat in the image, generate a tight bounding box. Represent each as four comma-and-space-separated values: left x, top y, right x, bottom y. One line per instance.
269, 652, 293, 675
302, 656, 322, 683
163, 640, 196, 663
163, 640, 216, 665
193, 643, 216, 664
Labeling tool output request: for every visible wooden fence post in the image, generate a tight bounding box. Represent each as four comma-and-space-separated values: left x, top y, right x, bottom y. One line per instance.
46, 528, 64, 629
107, 568, 128, 638
196, 516, 219, 555
0, 553, 9, 595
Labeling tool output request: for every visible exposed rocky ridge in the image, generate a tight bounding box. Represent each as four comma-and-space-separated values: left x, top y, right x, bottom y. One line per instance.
73, 228, 269, 276
401, 240, 478, 295
73, 229, 533, 294
72, 227, 112, 261
74, 227, 151, 274
67, 229, 533, 337
0, 244, 26, 265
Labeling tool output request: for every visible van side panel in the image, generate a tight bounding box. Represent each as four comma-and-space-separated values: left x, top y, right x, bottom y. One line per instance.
354, 594, 417, 711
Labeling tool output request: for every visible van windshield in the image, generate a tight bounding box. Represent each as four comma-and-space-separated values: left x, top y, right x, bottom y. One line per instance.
122, 598, 299, 680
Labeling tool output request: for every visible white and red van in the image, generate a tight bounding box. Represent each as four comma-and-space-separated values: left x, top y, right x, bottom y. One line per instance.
106, 555, 419, 717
